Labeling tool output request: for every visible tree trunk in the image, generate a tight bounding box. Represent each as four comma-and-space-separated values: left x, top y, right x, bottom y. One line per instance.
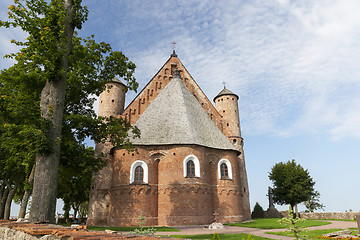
3, 184, 17, 220
63, 200, 70, 223
0, 183, 5, 204
294, 204, 299, 218
18, 165, 35, 218
29, 0, 76, 223
73, 207, 78, 222
0, 187, 9, 219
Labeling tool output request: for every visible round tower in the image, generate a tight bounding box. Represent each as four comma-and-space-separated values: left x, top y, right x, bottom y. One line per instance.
214, 87, 251, 220
98, 77, 126, 117
213, 87, 242, 147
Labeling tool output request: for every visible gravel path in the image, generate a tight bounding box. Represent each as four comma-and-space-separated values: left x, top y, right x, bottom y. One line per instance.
155, 221, 358, 239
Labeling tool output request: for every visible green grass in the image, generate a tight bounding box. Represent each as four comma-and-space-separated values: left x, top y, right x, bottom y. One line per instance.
225, 218, 331, 229
170, 233, 272, 239
86, 226, 179, 232
267, 228, 359, 240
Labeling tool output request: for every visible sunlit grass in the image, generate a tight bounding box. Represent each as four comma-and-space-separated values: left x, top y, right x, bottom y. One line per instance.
170, 233, 273, 239
225, 218, 331, 229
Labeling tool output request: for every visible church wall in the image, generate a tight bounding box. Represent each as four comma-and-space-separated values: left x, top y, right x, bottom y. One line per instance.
95, 144, 248, 226
156, 145, 213, 226
87, 143, 114, 226
107, 148, 158, 226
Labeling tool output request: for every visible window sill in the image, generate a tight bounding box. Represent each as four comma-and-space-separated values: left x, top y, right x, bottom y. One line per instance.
220, 177, 233, 181
185, 175, 200, 179
130, 181, 148, 185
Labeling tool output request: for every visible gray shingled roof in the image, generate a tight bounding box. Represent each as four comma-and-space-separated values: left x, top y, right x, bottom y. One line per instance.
129, 74, 238, 151
214, 88, 239, 102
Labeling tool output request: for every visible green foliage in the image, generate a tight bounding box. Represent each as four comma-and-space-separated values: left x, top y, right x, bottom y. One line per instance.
279, 207, 308, 240
268, 159, 316, 209
133, 212, 155, 235
226, 218, 330, 229
304, 191, 325, 213
252, 202, 265, 219
213, 232, 220, 240
1, 0, 140, 220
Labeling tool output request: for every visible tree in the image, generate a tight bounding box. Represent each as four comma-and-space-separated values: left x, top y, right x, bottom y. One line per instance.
268, 159, 316, 217
1, 0, 139, 223
251, 202, 265, 219
0, 65, 46, 219
304, 191, 325, 213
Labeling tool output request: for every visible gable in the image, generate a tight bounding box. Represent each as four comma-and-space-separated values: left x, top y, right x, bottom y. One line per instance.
129, 72, 238, 152
121, 51, 223, 131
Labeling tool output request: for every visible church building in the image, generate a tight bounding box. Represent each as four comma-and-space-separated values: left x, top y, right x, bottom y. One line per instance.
87, 50, 251, 226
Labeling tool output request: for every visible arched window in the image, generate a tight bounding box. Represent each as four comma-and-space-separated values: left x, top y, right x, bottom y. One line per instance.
186, 160, 195, 177
130, 161, 148, 184
183, 155, 200, 178
220, 163, 228, 178
217, 159, 232, 180
134, 166, 144, 182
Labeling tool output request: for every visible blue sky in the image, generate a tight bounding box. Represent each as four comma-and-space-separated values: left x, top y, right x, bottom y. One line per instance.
1, 0, 360, 215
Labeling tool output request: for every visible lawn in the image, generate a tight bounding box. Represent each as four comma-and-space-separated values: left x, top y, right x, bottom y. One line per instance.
170, 233, 272, 240
86, 226, 179, 232
267, 228, 358, 239
225, 218, 331, 229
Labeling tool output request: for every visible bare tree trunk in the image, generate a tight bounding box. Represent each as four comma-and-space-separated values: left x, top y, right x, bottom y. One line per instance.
294, 204, 299, 218
3, 178, 19, 220
3, 184, 17, 220
29, 0, 75, 223
73, 207, 78, 222
0, 183, 5, 210
0, 187, 9, 219
18, 165, 35, 218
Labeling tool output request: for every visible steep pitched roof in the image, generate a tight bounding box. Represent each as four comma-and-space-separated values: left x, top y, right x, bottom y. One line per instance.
130, 71, 238, 152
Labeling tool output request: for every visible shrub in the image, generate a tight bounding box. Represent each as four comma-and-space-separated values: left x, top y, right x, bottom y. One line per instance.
252, 202, 265, 219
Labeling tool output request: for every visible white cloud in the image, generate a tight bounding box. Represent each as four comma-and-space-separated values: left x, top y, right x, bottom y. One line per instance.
1, 0, 359, 141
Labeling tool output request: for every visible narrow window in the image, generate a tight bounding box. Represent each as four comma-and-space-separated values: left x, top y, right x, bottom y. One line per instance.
217, 159, 232, 180
220, 163, 228, 178
134, 166, 144, 182
183, 155, 200, 178
187, 160, 195, 177
171, 63, 177, 75
130, 161, 148, 184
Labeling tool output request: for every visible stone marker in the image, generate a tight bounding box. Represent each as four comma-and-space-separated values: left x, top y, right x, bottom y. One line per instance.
208, 210, 224, 229
356, 214, 360, 236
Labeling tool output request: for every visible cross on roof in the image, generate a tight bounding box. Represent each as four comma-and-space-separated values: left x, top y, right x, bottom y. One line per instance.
171, 41, 176, 50
222, 81, 226, 89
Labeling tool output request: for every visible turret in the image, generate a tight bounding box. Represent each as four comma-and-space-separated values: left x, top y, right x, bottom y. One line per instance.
213, 87, 243, 147
98, 77, 126, 117
214, 86, 251, 219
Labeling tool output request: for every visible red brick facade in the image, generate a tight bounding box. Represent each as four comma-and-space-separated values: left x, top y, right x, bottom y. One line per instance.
87, 52, 251, 226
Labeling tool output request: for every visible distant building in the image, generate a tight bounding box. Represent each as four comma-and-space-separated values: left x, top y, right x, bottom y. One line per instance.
87, 51, 251, 226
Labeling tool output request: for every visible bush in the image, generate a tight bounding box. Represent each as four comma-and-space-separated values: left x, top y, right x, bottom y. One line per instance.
252, 202, 265, 219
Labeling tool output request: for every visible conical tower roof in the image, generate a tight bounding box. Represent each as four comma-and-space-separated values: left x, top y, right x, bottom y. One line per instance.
130, 71, 238, 151
214, 87, 239, 102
